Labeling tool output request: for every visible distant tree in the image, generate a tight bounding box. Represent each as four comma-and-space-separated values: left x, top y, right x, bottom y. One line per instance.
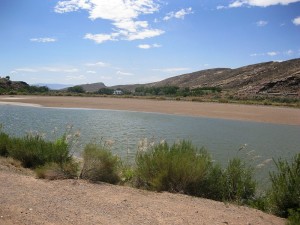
67, 86, 85, 93
5, 76, 10, 80
97, 88, 114, 95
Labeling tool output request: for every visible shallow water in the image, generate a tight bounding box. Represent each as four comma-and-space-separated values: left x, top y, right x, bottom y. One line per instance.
1, 104, 299, 185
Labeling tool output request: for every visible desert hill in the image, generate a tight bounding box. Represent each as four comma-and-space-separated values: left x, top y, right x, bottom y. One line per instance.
70, 58, 300, 97
146, 58, 300, 97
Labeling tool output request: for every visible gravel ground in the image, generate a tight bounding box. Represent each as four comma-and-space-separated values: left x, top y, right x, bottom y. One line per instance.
0, 167, 285, 225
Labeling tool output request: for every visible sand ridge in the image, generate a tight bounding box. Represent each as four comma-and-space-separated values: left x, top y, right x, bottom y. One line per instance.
0, 95, 299, 125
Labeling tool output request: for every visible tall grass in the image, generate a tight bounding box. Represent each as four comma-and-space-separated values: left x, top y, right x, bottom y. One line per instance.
268, 154, 300, 218
222, 158, 256, 203
7, 134, 71, 168
135, 140, 257, 203
2, 126, 299, 221
0, 132, 9, 156
136, 141, 212, 193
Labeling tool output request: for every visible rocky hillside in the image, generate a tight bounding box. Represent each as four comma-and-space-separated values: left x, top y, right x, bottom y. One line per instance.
0, 77, 30, 92
78, 82, 106, 92
148, 58, 300, 97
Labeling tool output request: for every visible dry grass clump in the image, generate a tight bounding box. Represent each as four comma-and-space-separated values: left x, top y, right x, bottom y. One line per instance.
35, 160, 79, 180
0, 156, 34, 176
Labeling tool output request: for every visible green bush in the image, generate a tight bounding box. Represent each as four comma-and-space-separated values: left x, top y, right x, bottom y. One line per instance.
222, 158, 256, 203
80, 143, 120, 184
287, 209, 300, 225
135, 141, 212, 193
7, 134, 71, 168
0, 132, 10, 156
186, 162, 224, 200
268, 154, 300, 218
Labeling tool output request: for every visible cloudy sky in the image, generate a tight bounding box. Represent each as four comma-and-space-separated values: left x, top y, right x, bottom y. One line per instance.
1, 0, 300, 86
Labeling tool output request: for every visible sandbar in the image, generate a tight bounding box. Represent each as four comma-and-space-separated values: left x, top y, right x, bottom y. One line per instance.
0, 95, 299, 125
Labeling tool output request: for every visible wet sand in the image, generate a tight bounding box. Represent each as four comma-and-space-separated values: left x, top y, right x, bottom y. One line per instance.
0, 95, 299, 125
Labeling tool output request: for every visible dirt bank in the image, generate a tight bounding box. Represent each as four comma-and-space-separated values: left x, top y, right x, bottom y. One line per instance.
0, 95, 299, 125
0, 168, 285, 225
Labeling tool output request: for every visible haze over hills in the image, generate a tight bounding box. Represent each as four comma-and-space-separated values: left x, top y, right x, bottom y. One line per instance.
70, 58, 300, 97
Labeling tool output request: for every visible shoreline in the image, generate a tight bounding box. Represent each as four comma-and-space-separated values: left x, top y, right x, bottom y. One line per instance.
0, 95, 299, 125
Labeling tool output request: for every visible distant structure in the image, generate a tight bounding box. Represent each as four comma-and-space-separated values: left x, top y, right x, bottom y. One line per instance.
113, 90, 123, 95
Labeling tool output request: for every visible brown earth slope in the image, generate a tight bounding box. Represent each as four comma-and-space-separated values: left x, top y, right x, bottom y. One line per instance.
148, 58, 300, 97
0, 167, 285, 225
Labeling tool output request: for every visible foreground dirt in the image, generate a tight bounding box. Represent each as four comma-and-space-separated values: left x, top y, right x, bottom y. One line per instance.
0, 169, 285, 225
0, 95, 300, 125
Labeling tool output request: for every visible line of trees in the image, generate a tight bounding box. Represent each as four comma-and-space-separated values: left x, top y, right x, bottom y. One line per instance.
134, 86, 222, 97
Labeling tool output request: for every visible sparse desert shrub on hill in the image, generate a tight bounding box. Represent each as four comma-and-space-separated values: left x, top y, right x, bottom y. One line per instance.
80, 143, 120, 184
135, 140, 212, 193
268, 154, 300, 218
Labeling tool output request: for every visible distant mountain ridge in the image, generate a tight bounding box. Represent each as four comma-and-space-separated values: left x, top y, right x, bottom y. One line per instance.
66, 58, 300, 97
146, 59, 300, 97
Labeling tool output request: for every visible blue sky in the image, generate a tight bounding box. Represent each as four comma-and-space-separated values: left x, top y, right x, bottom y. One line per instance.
1, 0, 300, 86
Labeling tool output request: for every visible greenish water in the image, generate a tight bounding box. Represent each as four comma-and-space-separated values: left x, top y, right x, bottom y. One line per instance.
0, 104, 299, 185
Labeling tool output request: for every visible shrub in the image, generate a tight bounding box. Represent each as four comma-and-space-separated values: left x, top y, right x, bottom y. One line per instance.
7, 134, 71, 168
80, 143, 120, 184
120, 164, 136, 185
268, 154, 300, 218
135, 141, 212, 193
287, 209, 300, 225
186, 162, 224, 200
222, 158, 256, 203
35, 160, 79, 180
0, 132, 10, 156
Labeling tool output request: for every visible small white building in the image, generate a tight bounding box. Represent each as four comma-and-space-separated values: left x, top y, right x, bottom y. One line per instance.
113, 90, 123, 95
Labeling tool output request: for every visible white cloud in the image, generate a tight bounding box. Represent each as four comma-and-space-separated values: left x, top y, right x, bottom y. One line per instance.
292, 16, 300, 25
30, 37, 57, 43
250, 53, 265, 57
229, 0, 300, 8
216, 5, 226, 10
267, 51, 278, 56
153, 67, 190, 73
285, 50, 294, 55
116, 71, 133, 76
138, 43, 162, 49
256, 20, 268, 26
125, 29, 164, 41
138, 44, 151, 49
55, 0, 164, 43
251, 49, 297, 57
84, 33, 119, 43
86, 70, 96, 74
85, 61, 110, 67
229, 1, 244, 8
15, 68, 38, 73
163, 7, 193, 21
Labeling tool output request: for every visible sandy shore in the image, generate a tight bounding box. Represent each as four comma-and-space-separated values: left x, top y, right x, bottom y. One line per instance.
0, 95, 299, 125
